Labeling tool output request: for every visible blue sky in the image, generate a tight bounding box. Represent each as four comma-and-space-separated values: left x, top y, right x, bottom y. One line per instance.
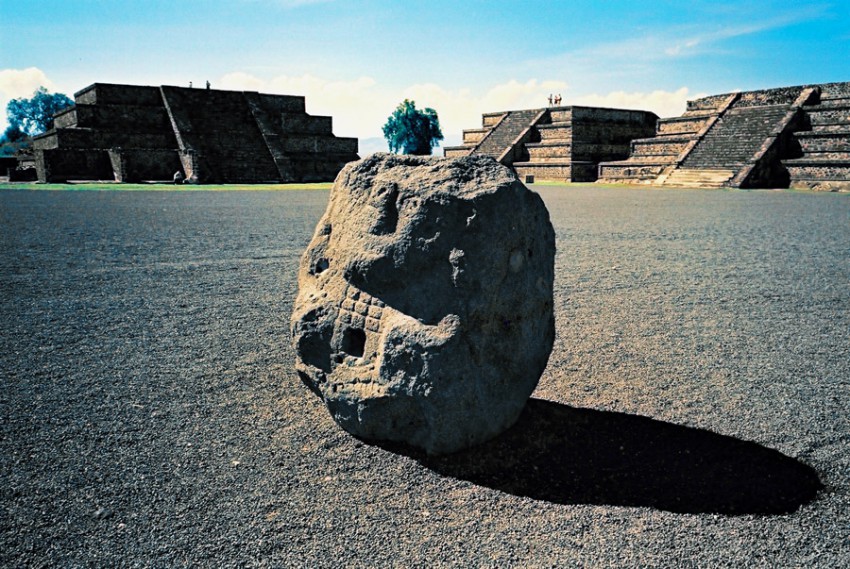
1, 0, 847, 151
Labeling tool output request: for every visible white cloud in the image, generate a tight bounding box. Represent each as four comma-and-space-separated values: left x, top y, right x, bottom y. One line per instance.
0, 67, 56, 99
219, 71, 266, 92
574, 87, 701, 119
0, 67, 60, 130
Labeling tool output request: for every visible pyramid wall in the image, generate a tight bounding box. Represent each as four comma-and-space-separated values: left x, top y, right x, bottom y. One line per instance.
33, 83, 359, 183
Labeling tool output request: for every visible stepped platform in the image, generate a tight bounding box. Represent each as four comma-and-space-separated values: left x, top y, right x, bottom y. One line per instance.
599, 81, 850, 189
445, 105, 657, 182
32, 82, 358, 183
783, 90, 850, 190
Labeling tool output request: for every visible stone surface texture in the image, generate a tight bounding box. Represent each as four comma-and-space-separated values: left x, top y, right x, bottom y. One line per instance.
291, 153, 555, 454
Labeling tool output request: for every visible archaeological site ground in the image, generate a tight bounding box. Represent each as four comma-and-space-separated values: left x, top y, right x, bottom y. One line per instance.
2, 186, 847, 567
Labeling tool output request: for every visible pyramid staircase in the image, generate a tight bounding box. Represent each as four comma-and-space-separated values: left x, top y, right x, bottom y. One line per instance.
598, 93, 737, 185
159, 87, 287, 183
599, 82, 850, 189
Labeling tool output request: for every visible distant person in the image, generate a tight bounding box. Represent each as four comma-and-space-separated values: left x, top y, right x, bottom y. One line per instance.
548, 94, 553, 106
173, 170, 185, 184
206, 81, 210, 90
189, 81, 193, 88
555, 94, 562, 106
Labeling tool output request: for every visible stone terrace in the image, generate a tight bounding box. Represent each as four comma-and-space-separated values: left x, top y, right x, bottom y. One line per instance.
598, 82, 850, 189
444, 106, 657, 182
33, 83, 359, 183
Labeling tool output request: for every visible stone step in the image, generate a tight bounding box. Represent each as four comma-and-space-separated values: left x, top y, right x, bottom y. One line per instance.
804, 124, 850, 134
807, 107, 850, 126
795, 132, 850, 154
631, 136, 690, 156
526, 143, 570, 160
807, 98, 850, 109
662, 168, 735, 187
600, 156, 677, 166
443, 146, 474, 158
795, 151, 850, 160
656, 117, 710, 135
513, 160, 597, 182
462, 128, 490, 145
536, 123, 572, 142
597, 162, 668, 182
783, 159, 850, 182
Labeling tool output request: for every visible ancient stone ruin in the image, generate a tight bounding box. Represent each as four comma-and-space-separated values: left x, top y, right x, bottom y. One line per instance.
291, 153, 555, 455
598, 81, 850, 190
32, 83, 359, 183
443, 106, 658, 182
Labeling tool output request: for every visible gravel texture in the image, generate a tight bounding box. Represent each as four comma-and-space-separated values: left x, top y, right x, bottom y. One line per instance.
1, 186, 848, 568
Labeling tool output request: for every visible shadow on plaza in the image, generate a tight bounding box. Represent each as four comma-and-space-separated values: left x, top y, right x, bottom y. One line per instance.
381, 398, 823, 515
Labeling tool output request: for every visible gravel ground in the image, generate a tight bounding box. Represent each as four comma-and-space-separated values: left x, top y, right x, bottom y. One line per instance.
1, 186, 848, 568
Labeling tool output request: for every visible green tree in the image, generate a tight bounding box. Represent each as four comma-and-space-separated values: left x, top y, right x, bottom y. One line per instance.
382, 99, 443, 155
0, 124, 28, 157
6, 87, 73, 138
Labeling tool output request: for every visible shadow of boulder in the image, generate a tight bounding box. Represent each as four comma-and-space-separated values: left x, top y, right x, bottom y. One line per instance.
378, 398, 822, 515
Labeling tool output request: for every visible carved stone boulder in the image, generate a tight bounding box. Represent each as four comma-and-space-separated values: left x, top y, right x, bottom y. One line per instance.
291, 153, 555, 454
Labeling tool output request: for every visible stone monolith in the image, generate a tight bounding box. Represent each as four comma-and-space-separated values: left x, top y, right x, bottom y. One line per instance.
291, 153, 555, 454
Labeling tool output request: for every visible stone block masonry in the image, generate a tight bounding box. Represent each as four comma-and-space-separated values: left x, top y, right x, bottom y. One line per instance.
32, 83, 359, 183
443, 105, 657, 182
598, 81, 850, 189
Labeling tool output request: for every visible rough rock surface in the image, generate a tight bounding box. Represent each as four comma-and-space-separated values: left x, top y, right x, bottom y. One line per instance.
291, 153, 555, 454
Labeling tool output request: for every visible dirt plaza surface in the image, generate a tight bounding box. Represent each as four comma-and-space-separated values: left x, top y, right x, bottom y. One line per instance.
1, 185, 848, 567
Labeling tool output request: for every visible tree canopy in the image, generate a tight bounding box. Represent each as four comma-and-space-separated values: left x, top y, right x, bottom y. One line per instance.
382, 99, 443, 155
5, 87, 73, 138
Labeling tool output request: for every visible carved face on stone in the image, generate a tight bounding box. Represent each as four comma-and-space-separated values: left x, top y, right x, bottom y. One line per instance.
291, 153, 555, 455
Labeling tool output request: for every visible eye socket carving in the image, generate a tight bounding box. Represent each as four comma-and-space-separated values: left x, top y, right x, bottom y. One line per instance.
340, 327, 366, 358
